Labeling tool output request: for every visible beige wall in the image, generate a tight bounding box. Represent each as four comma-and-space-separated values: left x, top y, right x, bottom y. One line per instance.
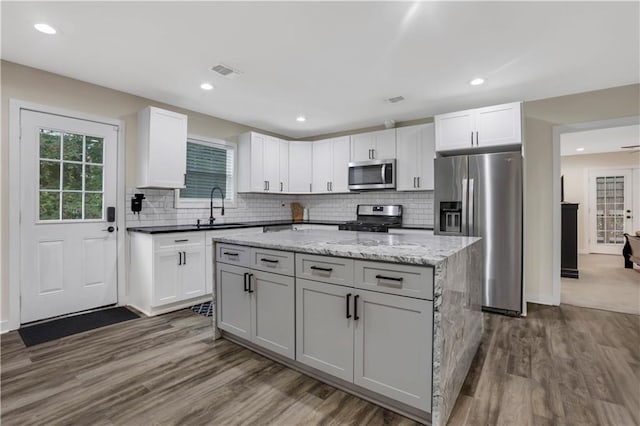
2, 58, 639, 325
0, 60, 285, 324
561, 152, 640, 252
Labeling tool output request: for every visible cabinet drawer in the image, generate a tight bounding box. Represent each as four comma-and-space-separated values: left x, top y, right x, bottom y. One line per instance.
296, 254, 354, 287
217, 244, 251, 267
250, 248, 294, 276
155, 233, 204, 250
354, 261, 433, 300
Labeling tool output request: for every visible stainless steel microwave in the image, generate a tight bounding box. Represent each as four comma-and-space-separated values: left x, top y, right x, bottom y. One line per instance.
348, 159, 396, 190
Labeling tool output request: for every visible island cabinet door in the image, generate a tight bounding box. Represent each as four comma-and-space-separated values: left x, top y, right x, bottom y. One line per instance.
353, 290, 433, 412
250, 270, 295, 359
296, 279, 354, 382
216, 263, 252, 340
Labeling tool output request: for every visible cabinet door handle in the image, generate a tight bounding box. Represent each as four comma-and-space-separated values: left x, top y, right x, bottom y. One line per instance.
183, 251, 186, 265
260, 258, 279, 263
280, 182, 283, 192
471, 131, 473, 146
310, 265, 333, 272
330, 182, 333, 192
353, 295, 359, 320
417, 176, 420, 188
244, 272, 249, 292
475, 131, 479, 146
178, 252, 182, 266
248, 274, 254, 293
327, 182, 330, 191
309, 183, 312, 192
375, 274, 403, 282
413, 177, 417, 188
372, 149, 376, 159
346, 293, 352, 319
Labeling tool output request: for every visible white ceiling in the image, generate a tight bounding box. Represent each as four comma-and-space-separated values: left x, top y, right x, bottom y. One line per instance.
561, 125, 640, 156
2, 2, 639, 139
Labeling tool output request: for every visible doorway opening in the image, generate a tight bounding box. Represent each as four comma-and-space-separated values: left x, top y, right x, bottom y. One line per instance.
558, 122, 640, 314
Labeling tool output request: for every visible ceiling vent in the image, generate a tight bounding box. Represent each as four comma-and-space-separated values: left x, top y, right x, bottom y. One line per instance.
386, 96, 405, 104
210, 63, 242, 79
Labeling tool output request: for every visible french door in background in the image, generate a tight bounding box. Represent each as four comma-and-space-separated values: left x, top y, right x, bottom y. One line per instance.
20, 110, 119, 323
588, 169, 634, 255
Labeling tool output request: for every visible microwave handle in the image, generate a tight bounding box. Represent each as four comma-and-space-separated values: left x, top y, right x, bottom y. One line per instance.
380, 163, 386, 183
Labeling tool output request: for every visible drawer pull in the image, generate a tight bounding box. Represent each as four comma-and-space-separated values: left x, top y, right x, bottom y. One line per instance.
223, 252, 239, 256
174, 239, 189, 243
260, 258, 279, 264
310, 266, 333, 272
375, 274, 404, 282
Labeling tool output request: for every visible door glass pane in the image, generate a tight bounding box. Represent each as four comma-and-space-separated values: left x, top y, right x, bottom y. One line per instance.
85, 193, 103, 219
595, 175, 625, 245
40, 160, 60, 190
85, 136, 104, 164
63, 133, 84, 161
39, 192, 60, 220
63, 163, 83, 190
39, 129, 61, 159
85, 165, 103, 191
62, 192, 82, 219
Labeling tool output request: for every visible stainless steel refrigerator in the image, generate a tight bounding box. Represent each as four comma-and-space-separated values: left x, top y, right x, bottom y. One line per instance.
434, 151, 523, 315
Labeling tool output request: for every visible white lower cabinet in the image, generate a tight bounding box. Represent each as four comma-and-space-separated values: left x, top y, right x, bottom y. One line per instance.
217, 250, 295, 359
354, 290, 432, 411
296, 278, 354, 381
129, 232, 207, 316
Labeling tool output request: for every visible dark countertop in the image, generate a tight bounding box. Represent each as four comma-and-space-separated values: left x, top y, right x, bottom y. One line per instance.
126, 220, 433, 234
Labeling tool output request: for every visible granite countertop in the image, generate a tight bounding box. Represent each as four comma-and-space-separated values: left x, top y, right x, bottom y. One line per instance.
127, 220, 434, 234
211, 229, 480, 266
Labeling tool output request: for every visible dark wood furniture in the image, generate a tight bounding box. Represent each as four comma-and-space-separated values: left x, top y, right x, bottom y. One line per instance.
561, 203, 579, 278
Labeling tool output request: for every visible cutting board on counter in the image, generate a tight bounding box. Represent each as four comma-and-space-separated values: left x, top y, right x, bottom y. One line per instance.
291, 203, 303, 223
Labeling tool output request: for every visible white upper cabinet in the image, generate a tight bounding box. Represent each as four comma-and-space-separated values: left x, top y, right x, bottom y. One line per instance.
396, 124, 435, 191
350, 128, 396, 161
312, 136, 350, 193
238, 132, 289, 193
288, 142, 313, 193
136, 106, 188, 188
435, 101, 522, 153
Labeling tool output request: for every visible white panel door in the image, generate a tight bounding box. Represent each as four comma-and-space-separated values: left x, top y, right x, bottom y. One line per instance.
216, 263, 251, 339
180, 245, 206, 299
350, 133, 374, 162
435, 110, 475, 152
353, 290, 433, 411
263, 136, 280, 192
251, 270, 295, 358
250, 133, 266, 192
296, 279, 354, 381
588, 169, 634, 254
396, 126, 421, 191
278, 140, 289, 193
288, 142, 312, 193
312, 139, 332, 193
153, 248, 180, 306
331, 137, 351, 192
476, 102, 522, 147
20, 110, 118, 323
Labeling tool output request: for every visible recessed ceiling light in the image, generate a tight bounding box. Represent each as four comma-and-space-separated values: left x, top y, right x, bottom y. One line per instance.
576, 147, 585, 152
296, 116, 307, 122
200, 83, 214, 90
469, 78, 485, 86
34, 23, 56, 35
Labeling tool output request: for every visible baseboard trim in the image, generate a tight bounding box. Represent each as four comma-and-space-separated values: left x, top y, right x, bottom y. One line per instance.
0, 320, 9, 334
526, 294, 558, 306
128, 295, 212, 317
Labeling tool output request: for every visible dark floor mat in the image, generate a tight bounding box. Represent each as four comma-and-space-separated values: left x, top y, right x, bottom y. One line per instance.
18, 307, 140, 347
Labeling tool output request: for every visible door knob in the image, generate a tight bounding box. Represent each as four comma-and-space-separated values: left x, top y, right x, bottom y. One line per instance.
102, 226, 115, 232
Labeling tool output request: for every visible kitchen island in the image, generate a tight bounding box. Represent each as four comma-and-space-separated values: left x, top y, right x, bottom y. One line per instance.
211, 229, 483, 426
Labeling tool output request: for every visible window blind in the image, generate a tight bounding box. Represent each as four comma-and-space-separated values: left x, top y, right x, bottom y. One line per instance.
180, 141, 234, 199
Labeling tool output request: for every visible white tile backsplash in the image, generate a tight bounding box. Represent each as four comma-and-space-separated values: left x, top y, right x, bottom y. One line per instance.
125, 188, 433, 228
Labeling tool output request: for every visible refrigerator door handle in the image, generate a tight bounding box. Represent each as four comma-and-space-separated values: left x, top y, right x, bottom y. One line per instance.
468, 178, 475, 235
461, 178, 468, 235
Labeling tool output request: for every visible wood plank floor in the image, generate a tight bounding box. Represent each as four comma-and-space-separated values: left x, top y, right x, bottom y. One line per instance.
2, 304, 639, 425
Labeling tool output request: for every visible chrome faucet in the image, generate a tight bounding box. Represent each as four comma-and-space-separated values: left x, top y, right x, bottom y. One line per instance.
209, 186, 225, 225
